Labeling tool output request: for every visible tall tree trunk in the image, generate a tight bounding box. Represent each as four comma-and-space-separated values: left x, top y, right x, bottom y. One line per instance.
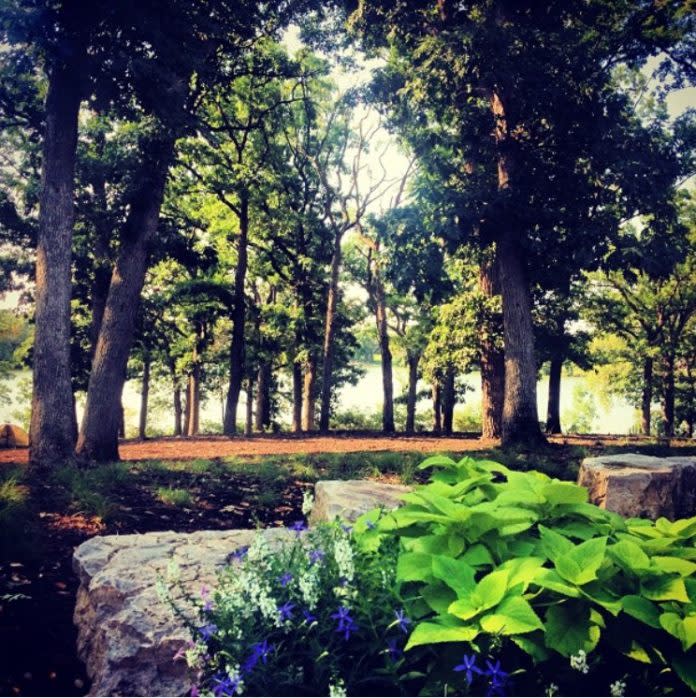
319, 229, 343, 433
29, 40, 84, 471
118, 399, 125, 439
489, 88, 544, 447
223, 194, 249, 435
372, 268, 394, 433
292, 361, 303, 433
138, 354, 150, 440
405, 352, 420, 434
302, 356, 317, 432
254, 363, 271, 431
76, 135, 175, 462
432, 381, 442, 434
663, 353, 676, 437
478, 257, 504, 439
641, 357, 653, 436
173, 385, 183, 436
245, 383, 253, 437
183, 385, 190, 437
545, 356, 563, 435
442, 367, 455, 436
186, 369, 200, 436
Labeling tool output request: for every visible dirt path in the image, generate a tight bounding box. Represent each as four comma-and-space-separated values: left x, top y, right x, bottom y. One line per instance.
2, 431, 677, 465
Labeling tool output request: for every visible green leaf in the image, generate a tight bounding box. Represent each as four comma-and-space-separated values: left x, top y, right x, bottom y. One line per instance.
544, 603, 598, 656
621, 595, 662, 629
534, 569, 581, 597
555, 537, 607, 586
510, 634, 550, 662
448, 569, 509, 620
538, 525, 574, 561
461, 543, 494, 567
404, 621, 479, 650
541, 482, 588, 505
397, 552, 432, 582
421, 582, 457, 614
659, 613, 696, 651
480, 595, 544, 635
641, 574, 690, 603
652, 556, 696, 577
431, 555, 476, 595
608, 540, 651, 572
498, 556, 546, 591
673, 652, 696, 691
418, 455, 458, 471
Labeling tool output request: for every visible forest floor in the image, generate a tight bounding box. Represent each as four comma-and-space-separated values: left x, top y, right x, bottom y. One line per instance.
1, 433, 695, 697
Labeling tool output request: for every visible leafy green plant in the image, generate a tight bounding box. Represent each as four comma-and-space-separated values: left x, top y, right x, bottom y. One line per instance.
354, 455, 696, 695
156, 487, 193, 507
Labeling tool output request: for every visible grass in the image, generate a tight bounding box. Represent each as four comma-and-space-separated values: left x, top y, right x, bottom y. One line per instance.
155, 487, 194, 507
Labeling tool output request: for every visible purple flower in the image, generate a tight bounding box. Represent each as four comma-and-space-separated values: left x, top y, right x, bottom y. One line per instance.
278, 601, 295, 622
198, 623, 218, 641
211, 672, 242, 697
303, 609, 317, 624
242, 639, 273, 673
331, 605, 358, 640
340, 524, 353, 534
291, 520, 307, 535
366, 519, 377, 530
278, 572, 293, 587
484, 659, 508, 684
454, 654, 482, 685
309, 548, 325, 565
190, 686, 200, 697
386, 637, 403, 661
203, 598, 214, 612
394, 609, 411, 633
228, 546, 249, 562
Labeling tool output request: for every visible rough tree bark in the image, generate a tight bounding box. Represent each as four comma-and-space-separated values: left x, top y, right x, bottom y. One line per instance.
302, 355, 317, 432
478, 258, 505, 439
173, 385, 183, 437
489, 88, 544, 447
319, 229, 343, 433
76, 135, 175, 462
641, 357, 653, 436
663, 354, 676, 437
545, 355, 563, 435
254, 363, 271, 431
245, 382, 253, 437
138, 354, 150, 440
372, 264, 395, 433
223, 194, 249, 435
29, 39, 85, 471
292, 361, 303, 433
432, 381, 442, 434
442, 367, 456, 436
405, 352, 420, 434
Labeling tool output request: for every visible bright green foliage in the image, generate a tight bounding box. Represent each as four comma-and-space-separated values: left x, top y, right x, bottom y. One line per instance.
355, 456, 696, 691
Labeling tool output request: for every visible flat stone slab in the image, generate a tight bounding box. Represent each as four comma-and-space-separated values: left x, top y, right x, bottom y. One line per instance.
308, 479, 412, 525
578, 453, 696, 519
74, 479, 410, 696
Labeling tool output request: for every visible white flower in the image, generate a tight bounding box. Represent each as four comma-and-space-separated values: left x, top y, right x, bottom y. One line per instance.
610, 680, 626, 697
329, 677, 347, 697
545, 683, 559, 697
570, 649, 589, 674
298, 569, 320, 609
333, 535, 355, 583
301, 490, 315, 515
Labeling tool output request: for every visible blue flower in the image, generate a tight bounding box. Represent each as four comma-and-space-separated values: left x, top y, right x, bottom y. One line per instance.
302, 609, 317, 624
278, 572, 293, 587
386, 637, 403, 661
366, 519, 376, 530
242, 640, 273, 672
331, 605, 358, 640
212, 671, 242, 696
394, 608, 411, 633
484, 659, 508, 684
309, 548, 325, 565
198, 623, 218, 641
278, 601, 295, 622
454, 654, 482, 685
228, 546, 249, 563
340, 524, 353, 534
291, 520, 307, 535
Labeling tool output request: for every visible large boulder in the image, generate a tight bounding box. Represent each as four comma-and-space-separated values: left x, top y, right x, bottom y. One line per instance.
74, 479, 410, 696
308, 479, 411, 525
578, 453, 696, 519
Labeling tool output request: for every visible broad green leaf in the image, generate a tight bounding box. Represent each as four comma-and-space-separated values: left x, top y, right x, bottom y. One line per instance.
555, 537, 607, 586
480, 595, 544, 635
404, 621, 478, 650
544, 603, 598, 656
408, 534, 450, 555
580, 583, 622, 615
498, 556, 546, 591
609, 540, 651, 572
534, 568, 581, 597
621, 595, 662, 628
541, 482, 588, 505
418, 455, 457, 471
641, 574, 690, 603
673, 653, 696, 691
461, 543, 494, 567
476, 569, 510, 608
421, 582, 457, 614
538, 525, 574, 561
659, 613, 696, 651
431, 555, 476, 595
510, 634, 550, 662
652, 556, 696, 577
397, 552, 432, 582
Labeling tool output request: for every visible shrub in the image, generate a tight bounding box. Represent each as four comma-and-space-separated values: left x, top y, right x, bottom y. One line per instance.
355, 455, 696, 695
168, 456, 696, 696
